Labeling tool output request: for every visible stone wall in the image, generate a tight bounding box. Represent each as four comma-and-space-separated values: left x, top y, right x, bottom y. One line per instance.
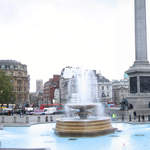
0, 115, 64, 124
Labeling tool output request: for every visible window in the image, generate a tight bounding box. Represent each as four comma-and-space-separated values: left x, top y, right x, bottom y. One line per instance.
14, 66, 18, 70
107, 92, 109, 97
17, 87, 22, 91
1, 65, 5, 69
10, 65, 14, 69
102, 92, 106, 97
17, 80, 22, 87
107, 85, 109, 90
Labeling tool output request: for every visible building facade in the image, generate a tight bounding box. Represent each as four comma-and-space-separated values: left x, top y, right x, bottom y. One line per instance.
43, 75, 60, 104
53, 88, 60, 104
112, 79, 129, 105
0, 60, 30, 105
59, 77, 70, 104
97, 73, 112, 104
36, 80, 43, 96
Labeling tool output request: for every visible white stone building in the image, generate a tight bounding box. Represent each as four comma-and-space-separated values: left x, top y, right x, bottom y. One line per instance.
53, 88, 60, 104
112, 79, 129, 105
36, 80, 43, 96
97, 73, 112, 104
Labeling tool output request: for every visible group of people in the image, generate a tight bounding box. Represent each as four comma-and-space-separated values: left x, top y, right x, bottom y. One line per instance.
111, 111, 150, 122
133, 111, 149, 122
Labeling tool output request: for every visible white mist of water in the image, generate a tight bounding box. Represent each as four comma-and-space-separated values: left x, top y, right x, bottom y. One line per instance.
69, 68, 98, 104
65, 67, 105, 119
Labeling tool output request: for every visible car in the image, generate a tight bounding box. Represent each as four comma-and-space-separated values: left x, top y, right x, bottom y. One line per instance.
44, 107, 57, 115
53, 110, 65, 115
32, 111, 45, 115
25, 111, 34, 115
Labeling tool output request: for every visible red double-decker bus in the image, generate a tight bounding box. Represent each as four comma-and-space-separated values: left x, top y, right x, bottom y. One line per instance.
40, 103, 64, 111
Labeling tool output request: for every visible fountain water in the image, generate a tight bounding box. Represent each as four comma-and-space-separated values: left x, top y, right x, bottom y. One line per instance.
55, 68, 116, 136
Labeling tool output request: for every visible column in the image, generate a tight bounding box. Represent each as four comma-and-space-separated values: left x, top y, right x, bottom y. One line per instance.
135, 0, 147, 62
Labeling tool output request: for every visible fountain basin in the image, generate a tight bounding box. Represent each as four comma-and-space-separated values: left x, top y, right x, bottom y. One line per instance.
66, 103, 97, 120
55, 118, 116, 137
66, 103, 96, 110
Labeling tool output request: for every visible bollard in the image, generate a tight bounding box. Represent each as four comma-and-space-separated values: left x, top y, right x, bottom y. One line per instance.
2, 116, 5, 123
26, 116, 29, 123
50, 116, 53, 122
14, 116, 17, 123
37, 116, 40, 123
45, 116, 48, 122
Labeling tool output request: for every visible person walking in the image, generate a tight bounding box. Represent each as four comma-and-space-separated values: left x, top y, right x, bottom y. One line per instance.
122, 114, 124, 121
19, 110, 22, 117
133, 111, 137, 121
129, 114, 132, 122
138, 115, 141, 122
112, 113, 116, 121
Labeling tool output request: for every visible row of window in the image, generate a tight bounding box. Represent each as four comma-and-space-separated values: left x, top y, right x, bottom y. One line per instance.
101, 85, 111, 90
0, 65, 26, 71
17, 94, 28, 100
13, 87, 28, 92
101, 92, 110, 97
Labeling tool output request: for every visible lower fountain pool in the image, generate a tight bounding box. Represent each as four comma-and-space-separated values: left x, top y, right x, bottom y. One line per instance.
0, 123, 150, 150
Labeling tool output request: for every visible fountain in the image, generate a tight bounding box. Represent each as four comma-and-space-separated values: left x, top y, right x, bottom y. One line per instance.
55, 68, 116, 136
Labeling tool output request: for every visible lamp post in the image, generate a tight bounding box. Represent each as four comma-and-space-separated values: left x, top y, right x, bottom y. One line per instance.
0, 90, 3, 112
0, 90, 3, 94
0, 90, 3, 100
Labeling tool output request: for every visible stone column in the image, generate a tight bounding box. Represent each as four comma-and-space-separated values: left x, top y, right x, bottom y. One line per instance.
134, 0, 148, 63
126, 0, 150, 110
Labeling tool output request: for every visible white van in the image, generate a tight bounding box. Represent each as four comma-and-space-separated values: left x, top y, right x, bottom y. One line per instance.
44, 107, 56, 115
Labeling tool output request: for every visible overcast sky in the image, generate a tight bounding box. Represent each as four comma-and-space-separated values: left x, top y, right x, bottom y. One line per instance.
0, 0, 150, 92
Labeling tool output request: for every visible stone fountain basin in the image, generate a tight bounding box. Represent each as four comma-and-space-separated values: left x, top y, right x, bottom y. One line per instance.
55, 117, 116, 137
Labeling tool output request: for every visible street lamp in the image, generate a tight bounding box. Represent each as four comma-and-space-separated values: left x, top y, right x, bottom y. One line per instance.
0, 90, 3, 94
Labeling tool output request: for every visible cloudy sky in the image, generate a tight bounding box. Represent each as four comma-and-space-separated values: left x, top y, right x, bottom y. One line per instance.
0, 0, 150, 92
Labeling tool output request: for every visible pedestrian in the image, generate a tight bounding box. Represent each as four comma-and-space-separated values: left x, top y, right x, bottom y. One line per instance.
122, 114, 124, 121
11, 110, 14, 116
138, 115, 141, 122
133, 111, 136, 120
8, 110, 10, 116
129, 114, 132, 121
112, 113, 116, 121
142, 115, 145, 122
20, 110, 22, 117
148, 115, 150, 121
45, 116, 48, 122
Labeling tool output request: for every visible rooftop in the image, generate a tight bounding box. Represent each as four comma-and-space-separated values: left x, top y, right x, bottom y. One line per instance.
0, 60, 25, 66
